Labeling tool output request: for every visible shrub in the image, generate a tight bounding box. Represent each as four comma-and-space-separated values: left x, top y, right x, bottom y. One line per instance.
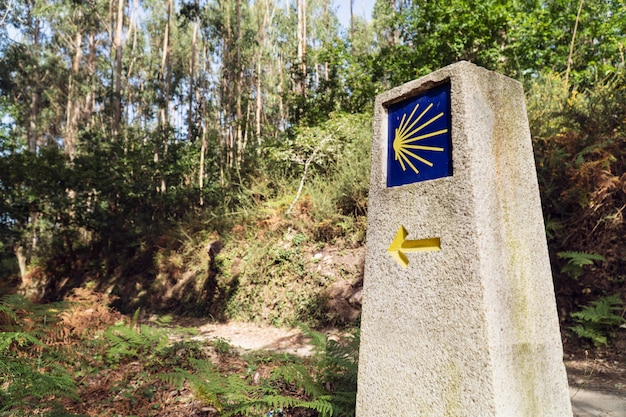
527, 70, 626, 334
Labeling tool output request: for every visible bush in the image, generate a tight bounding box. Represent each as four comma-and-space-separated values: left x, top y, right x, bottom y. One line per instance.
527, 70, 626, 334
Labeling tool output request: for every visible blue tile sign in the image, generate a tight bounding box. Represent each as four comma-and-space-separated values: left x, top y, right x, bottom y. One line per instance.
387, 83, 452, 187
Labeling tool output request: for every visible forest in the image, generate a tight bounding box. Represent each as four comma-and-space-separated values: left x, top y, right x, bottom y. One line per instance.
0, 0, 625, 415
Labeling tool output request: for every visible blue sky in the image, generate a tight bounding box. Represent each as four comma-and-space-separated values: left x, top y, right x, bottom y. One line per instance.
334, 0, 376, 28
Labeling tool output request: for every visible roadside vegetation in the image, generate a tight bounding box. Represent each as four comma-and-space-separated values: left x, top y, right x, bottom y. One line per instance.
0, 290, 359, 417
1, 0, 625, 414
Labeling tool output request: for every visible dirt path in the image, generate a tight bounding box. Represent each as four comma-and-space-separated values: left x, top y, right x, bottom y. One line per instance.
167, 317, 349, 356
167, 318, 626, 416
191, 321, 314, 355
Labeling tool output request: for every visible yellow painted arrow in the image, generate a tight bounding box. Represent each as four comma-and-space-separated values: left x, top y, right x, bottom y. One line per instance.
388, 226, 441, 268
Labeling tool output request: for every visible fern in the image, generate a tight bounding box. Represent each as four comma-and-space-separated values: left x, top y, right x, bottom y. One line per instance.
570, 294, 625, 346
0, 357, 77, 403
270, 363, 328, 398
557, 251, 605, 279
223, 395, 334, 417
104, 322, 170, 363
0, 331, 43, 350
156, 326, 360, 417
302, 326, 359, 417
159, 344, 342, 417
159, 358, 230, 411
0, 295, 78, 416
569, 324, 608, 347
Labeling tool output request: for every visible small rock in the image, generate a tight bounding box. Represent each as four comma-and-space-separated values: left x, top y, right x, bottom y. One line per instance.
348, 289, 363, 307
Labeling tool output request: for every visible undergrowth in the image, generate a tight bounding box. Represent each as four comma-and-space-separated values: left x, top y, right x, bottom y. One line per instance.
570, 294, 626, 347
0, 290, 360, 417
528, 71, 626, 343
0, 294, 81, 416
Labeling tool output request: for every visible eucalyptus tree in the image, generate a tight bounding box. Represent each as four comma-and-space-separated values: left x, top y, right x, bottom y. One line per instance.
504, 0, 626, 85
199, 0, 256, 180
0, 0, 47, 152
0, 0, 66, 278
368, 0, 626, 88
369, 0, 511, 87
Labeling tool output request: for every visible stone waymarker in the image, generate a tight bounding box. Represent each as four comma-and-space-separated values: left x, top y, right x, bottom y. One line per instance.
356, 62, 572, 417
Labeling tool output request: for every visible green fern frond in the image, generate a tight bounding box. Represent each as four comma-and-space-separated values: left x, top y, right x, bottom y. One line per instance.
558, 251, 606, 264
155, 315, 174, 325
157, 368, 189, 388
160, 359, 232, 411
223, 395, 333, 417
0, 297, 20, 324
0, 332, 43, 351
570, 295, 625, 347
131, 307, 142, 328
325, 336, 359, 374
0, 295, 78, 417
300, 326, 328, 355
0, 354, 77, 408
569, 324, 608, 346
271, 364, 328, 398
557, 251, 605, 279
0, 295, 65, 331
104, 322, 170, 362
571, 295, 624, 324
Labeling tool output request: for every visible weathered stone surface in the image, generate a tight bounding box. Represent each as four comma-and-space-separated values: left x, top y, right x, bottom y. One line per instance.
356, 61, 572, 417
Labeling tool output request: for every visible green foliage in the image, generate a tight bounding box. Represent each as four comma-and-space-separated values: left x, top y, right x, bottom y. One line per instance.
558, 252, 606, 280
570, 295, 626, 347
1, 0, 625, 357
526, 70, 626, 325
369, 0, 625, 87
311, 112, 372, 219
158, 358, 230, 411
104, 321, 171, 364
224, 234, 328, 327
0, 295, 79, 416
211, 337, 234, 355
159, 327, 359, 417
0, 292, 360, 416
266, 111, 371, 245
226, 394, 333, 417
159, 356, 334, 417
301, 327, 359, 417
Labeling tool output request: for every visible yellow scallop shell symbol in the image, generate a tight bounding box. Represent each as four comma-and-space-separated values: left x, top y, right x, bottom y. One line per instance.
392, 102, 448, 174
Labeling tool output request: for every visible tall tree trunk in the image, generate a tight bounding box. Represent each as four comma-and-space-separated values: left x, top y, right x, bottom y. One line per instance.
65, 28, 83, 159
278, 53, 285, 129
199, 47, 207, 206
159, 0, 171, 128
86, 33, 97, 129
350, 0, 354, 36
565, 0, 584, 88
125, 0, 138, 132
255, 53, 262, 143
27, 18, 40, 152
222, 0, 234, 171
297, 0, 306, 96
235, 0, 243, 166
255, 0, 270, 147
18, 15, 42, 282
188, 1, 198, 142
156, 0, 173, 193
112, 0, 125, 138
15, 245, 27, 283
